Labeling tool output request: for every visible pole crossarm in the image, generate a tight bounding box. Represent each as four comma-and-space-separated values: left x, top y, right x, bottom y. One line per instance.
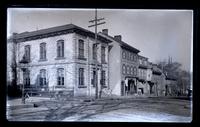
89, 18, 105, 23
88, 22, 106, 28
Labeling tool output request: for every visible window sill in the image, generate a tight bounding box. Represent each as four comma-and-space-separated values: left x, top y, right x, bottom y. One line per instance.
55, 57, 65, 60
78, 57, 87, 61
101, 62, 107, 64
39, 59, 47, 62
55, 85, 66, 88
78, 85, 87, 88
101, 85, 107, 88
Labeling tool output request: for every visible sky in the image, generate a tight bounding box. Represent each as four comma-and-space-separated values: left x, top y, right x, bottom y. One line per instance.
7, 8, 193, 72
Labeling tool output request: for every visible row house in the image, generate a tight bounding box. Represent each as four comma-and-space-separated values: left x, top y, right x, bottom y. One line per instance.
151, 64, 166, 96
7, 24, 112, 97
99, 29, 140, 96
137, 55, 150, 96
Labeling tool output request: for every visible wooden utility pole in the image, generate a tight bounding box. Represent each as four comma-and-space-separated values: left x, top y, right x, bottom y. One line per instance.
88, 9, 105, 99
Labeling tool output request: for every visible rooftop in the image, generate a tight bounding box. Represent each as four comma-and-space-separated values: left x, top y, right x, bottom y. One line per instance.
10, 24, 112, 43
99, 32, 140, 53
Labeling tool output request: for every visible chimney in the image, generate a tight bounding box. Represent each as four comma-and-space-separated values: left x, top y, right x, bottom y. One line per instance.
114, 35, 122, 41
102, 29, 108, 35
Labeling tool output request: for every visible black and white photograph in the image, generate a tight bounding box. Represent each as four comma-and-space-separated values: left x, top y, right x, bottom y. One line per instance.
6, 8, 193, 122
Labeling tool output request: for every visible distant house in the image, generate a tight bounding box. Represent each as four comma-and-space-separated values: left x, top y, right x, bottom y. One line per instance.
7, 24, 112, 97
165, 74, 177, 96
137, 55, 149, 96
151, 64, 166, 96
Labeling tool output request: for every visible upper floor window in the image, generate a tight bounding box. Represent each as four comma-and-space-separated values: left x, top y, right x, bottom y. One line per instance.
134, 55, 137, 62
78, 39, 84, 58
134, 67, 137, 76
130, 66, 133, 75
93, 44, 97, 60
122, 51, 126, 59
40, 43, 46, 60
127, 65, 130, 74
101, 70, 106, 86
79, 68, 85, 86
127, 52, 130, 60
139, 59, 142, 64
57, 68, 64, 86
122, 64, 126, 74
24, 45, 30, 62
57, 40, 64, 58
101, 46, 106, 63
40, 69, 46, 86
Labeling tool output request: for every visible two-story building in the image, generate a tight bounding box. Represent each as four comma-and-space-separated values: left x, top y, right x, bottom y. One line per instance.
99, 29, 140, 96
7, 24, 112, 97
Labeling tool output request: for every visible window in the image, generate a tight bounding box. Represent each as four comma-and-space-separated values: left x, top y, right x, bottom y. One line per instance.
127, 65, 130, 74
132, 55, 135, 61
130, 53, 133, 61
78, 39, 84, 58
92, 69, 96, 87
130, 66, 133, 75
135, 55, 137, 62
122, 64, 126, 74
79, 68, 84, 86
122, 51, 126, 59
57, 40, 64, 58
57, 68, 64, 86
40, 69, 46, 86
93, 44, 97, 60
139, 59, 142, 64
134, 67, 137, 76
101, 70, 106, 86
24, 45, 30, 62
40, 43, 46, 60
23, 69, 30, 86
127, 52, 129, 60
101, 46, 106, 63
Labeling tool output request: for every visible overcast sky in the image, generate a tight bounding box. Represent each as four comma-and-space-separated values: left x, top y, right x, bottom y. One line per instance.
7, 8, 193, 72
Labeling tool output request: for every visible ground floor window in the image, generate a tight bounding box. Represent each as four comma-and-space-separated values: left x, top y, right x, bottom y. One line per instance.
101, 70, 106, 86
40, 69, 46, 87
79, 68, 84, 86
57, 68, 64, 86
92, 69, 97, 87
23, 69, 30, 86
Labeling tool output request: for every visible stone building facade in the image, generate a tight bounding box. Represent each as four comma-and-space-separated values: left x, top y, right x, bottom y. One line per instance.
7, 24, 111, 97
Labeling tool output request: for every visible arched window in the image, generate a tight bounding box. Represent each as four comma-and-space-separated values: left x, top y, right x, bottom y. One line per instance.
122, 50, 126, 59
57, 68, 64, 86
127, 65, 130, 74
130, 66, 133, 75
57, 40, 64, 58
40, 69, 46, 86
40, 42, 46, 60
